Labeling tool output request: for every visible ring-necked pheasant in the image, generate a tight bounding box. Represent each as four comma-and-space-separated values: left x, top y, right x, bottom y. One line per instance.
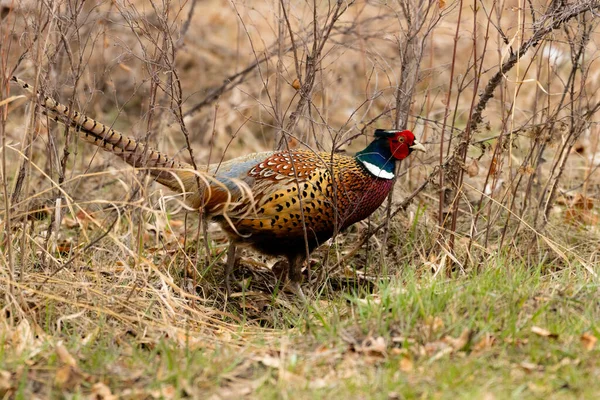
11, 76, 425, 295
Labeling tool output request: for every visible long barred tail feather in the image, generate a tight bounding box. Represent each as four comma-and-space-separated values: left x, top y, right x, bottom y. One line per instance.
10, 76, 200, 197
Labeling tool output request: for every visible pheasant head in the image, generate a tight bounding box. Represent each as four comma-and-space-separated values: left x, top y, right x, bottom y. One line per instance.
355, 129, 425, 179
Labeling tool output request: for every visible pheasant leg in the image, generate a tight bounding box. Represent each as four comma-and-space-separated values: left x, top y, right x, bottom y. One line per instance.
225, 244, 237, 297
287, 254, 306, 300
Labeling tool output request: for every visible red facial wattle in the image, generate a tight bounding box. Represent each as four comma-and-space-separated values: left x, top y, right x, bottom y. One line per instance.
388, 130, 415, 160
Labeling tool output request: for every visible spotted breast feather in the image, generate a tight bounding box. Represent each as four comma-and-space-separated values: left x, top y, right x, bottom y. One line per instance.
225, 151, 394, 247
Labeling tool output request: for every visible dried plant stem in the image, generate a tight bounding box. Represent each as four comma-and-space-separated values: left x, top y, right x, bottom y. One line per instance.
437, 0, 462, 236
381, 0, 433, 263
470, 0, 600, 134
1, 80, 15, 310
448, 0, 487, 256
278, 0, 353, 148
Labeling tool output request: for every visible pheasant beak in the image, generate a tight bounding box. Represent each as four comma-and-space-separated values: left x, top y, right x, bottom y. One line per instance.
410, 140, 426, 153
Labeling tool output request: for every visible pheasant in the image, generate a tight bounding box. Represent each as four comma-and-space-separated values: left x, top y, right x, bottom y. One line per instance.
11, 76, 425, 295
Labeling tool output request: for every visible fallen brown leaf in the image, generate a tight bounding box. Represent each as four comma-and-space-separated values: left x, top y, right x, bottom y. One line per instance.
90, 382, 117, 400
56, 341, 77, 367
581, 332, 597, 351
472, 333, 495, 353
531, 326, 558, 339
62, 217, 79, 229
427, 345, 454, 362
150, 384, 176, 399
0, 370, 12, 394
355, 336, 387, 358
504, 337, 529, 346
12, 320, 36, 356
399, 356, 413, 372
56, 239, 74, 255
55, 365, 82, 390
466, 159, 479, 177
519, 361, 542, 373
443, 328, 472, 351
259, 355, 281, 369
489, 155, 499, 176
425, 316, 444, 334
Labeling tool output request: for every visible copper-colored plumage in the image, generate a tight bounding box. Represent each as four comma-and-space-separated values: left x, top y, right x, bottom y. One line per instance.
11, 76, 424, 296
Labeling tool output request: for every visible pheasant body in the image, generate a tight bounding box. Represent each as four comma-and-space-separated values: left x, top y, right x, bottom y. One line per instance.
11, 76, 425, 294
218, 150, 396, 257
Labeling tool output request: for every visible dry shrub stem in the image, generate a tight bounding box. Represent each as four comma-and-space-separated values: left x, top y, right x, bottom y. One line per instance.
536, 17, 597, 228
437, 0, 463, 232
469, 0, 600, 134
381, 0, 438, 266
442, 0, 600, 260
278, 0, 353, 149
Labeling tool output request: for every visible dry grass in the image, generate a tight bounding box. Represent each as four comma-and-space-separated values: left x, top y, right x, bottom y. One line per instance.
1, 0, 600, 398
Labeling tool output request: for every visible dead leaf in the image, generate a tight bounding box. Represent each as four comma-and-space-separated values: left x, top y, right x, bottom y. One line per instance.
169, 219, 184, 228
472, 334, 495, 353
564, 193, 598, 225
425, 316, 444, 334
519, 361, 542, 373
56, 341, 77, 367
443, 328, 472, 351
531, 326, 558, 339
484, 179, 505, 197
259, 355, 281, 369
12, 319, 36, 356
355, 336, 387, 357
62, 217, 79, 229
489, 155, 499, 176
0, 370, 11, 394
438, 0, 446, 8
160, 384, 176, 399
427, 345, 453, 362
572, 193, 594, 210
581, 332, 597, 351
90, 382, 117, 400
292, 78, 301, 90
149, 384, 177, 399
55, 365, 82, 390
466, 159, 479, 177
56, 239, 74, 255
504, 337, 528, 346
399, 356, 413, 372
564, 208, 598, 225
210, 384, 253, 400
518, 165, 535, 175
